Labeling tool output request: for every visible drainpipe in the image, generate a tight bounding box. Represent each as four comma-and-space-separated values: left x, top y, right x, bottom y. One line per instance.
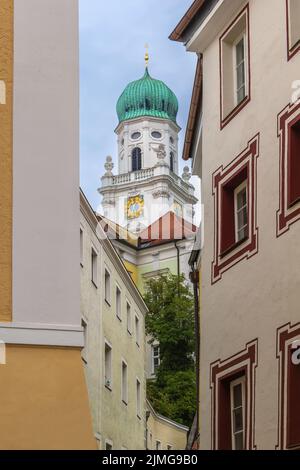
189, 257, 200, 449
175, 241, 180, 296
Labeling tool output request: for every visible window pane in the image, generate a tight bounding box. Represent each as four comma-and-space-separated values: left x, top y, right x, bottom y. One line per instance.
236, 38, 244, 64
233, 407, 243, 432
237, 86, 246, 104
236, 63, 245, 90
233, 384, 242, 407
234, 432, 244, 450
238, 208, 247, 229
237, 188, 247, 209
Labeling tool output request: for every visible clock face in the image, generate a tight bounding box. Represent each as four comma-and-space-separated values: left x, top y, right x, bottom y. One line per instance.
126, 195, 144, 220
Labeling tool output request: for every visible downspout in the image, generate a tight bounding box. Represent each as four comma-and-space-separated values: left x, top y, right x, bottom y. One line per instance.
175, 241, 181, 296
190, 259, 200, 449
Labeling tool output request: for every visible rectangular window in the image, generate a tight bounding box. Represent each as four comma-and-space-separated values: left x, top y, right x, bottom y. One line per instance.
287, 0, 300, 59
156, 441, 162, 450
104, 342, 112, 390
220, 167, 248, 255
80, 228, 84, 266
277, 103, 300, 236
136, 379, 141, 418
135, 315, 140, 346
81, 318, 87, 364
152, 345, 160, 375
116, 286, 121, 320
105, 441, 113, 450
220, 6, 250, 128
234, 181, 248, 243
91, 248, 98, 287
234, 34, 246, 106
121, 361, 128, 405
105, 269, 111, 305
230, 377, 246, 450
127, 302, 132, 334
288, 120, 300, 207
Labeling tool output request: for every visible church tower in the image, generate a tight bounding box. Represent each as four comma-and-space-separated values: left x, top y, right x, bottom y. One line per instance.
99, 57, 197, 233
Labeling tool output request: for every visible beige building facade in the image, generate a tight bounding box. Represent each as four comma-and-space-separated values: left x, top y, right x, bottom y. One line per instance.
146, 400, 188, 450
80, 191, 147, 450
171, 0, 300, 450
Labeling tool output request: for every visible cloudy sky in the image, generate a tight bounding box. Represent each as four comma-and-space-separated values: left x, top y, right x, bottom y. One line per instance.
79, 0, 199, 212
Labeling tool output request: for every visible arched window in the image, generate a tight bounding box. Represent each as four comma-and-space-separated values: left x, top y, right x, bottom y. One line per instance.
132, 148, 142, 172
170, 152, 174, 172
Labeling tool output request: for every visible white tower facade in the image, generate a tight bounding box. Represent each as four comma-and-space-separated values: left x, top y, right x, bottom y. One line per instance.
99, 67, 197, 233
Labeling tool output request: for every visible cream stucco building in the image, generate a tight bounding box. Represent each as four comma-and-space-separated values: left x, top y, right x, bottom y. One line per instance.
171, 0, 300, 450
146, 400, 188, 450
80, 191, 148, 450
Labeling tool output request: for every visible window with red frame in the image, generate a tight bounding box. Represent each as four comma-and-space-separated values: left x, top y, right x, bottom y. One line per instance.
220, 167, 248, 255
287, 0, 300, 59
288, 119, 300, 207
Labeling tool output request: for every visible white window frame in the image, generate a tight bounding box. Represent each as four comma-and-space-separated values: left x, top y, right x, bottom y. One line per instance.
135, 314, 140, 346
104, 340, 112, 390
233, 32, 247, 108
126, 301, 132, 334
105, 439, 113, 450
81, 317, 88, 364
230, 376, 246, 451
80, 227, 84, 267
116, 285, 122, 321
104, 267, 111, 305
91, 246, 98, 287
151, 344, 161, 375
136, 378, 142, 419
288, 0, 300, 51
121, 359, 128, 405
155, 440, 162, 450
234, 180, 248, 243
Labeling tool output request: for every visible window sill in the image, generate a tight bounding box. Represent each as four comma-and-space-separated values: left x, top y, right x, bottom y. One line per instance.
137, 415, 141, 421
91, 280, 98, 289
221, 95, 250, 130
136, 342, 140, 348
80, 262, 84, 268
117, 315, 122, 322
220, 236, 249, 259
127, 330, 132, 336
105, 384, 112, 392
122, 400, 128, 407
105, 299, 111, 307
288, 196, 300, 209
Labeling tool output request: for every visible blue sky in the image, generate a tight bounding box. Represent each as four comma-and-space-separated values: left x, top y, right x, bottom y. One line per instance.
79, 0, 198, 210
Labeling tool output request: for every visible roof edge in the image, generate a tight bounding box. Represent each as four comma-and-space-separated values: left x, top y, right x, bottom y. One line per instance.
169, 0, 206, 42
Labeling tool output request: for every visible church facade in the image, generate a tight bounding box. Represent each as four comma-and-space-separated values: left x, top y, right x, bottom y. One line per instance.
99, 65, 197, 234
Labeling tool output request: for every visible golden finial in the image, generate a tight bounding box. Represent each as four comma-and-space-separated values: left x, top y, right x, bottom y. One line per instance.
144, 43, 149, 68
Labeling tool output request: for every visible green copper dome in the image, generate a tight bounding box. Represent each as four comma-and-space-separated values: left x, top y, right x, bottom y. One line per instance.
116, 68, 178, 124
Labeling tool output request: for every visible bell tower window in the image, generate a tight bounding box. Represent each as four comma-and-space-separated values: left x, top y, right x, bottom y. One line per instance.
132, 148, 142, 172
170, 152, 174, 172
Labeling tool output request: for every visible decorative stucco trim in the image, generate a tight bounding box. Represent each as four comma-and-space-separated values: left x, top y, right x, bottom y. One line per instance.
277, 100, 300, 236
0, 322, 84, 347
276, 322, 300, 450
286, 0, 300, 61
211, 134, 259, 284
210, 339, 258, 450
0, 0, 13, 322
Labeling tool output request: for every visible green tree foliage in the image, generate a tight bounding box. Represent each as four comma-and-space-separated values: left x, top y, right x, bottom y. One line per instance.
144, 274, 196, 427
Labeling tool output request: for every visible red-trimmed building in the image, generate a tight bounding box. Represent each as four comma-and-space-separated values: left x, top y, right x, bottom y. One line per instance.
171, 0, 300, 450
